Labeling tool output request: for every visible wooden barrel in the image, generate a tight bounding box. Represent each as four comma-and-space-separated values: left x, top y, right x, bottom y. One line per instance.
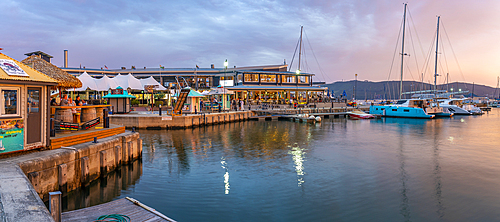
55, 108, 72, 123
81, 108, 97, 122
95, 107, 104, 126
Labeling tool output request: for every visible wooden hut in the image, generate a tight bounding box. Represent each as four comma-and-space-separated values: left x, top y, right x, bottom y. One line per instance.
103, 87, 136, 114
0, 52, 57, 153
22, 53, 82, 90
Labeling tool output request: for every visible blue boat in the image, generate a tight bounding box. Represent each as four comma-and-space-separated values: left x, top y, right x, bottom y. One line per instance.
369, 105, 435, 119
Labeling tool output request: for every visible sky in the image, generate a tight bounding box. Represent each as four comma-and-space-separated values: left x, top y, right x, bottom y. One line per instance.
2, 0, 500, 87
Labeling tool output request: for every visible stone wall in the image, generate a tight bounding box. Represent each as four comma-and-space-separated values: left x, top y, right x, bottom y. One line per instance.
8, 131, 142, 201
110, 111, 253, 129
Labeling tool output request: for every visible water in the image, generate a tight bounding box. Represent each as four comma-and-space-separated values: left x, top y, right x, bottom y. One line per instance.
66, 109, 500, 221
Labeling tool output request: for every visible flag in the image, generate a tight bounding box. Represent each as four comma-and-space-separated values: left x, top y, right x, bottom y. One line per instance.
160, 65, 164, 70
104, 65, 108, 69
196, 64, 199, 69
132, 66, 136, 70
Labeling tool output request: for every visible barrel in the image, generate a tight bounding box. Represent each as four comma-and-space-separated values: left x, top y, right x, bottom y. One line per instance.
55, 108, 72, 123
95, 107, 104, 126
81, 108, 97, 122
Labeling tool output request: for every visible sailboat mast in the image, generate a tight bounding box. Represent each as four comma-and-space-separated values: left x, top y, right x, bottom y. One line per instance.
298, 26, 303, 72
434, 16, 440, 94
399, 3, 407, 100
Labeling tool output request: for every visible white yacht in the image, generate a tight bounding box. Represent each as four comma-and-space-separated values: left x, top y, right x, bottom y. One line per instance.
438, 98, 482, 115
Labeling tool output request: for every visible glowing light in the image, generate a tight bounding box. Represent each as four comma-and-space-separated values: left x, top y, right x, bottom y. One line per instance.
221, 157, 230, 194
295, 69, 301, 75
288, 144, 306, 186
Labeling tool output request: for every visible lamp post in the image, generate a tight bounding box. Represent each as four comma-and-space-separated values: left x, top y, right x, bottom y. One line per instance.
224, 59, 228, 111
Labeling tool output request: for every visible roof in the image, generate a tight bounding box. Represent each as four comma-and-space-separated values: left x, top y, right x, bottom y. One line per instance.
0, 53, 58, 84
227, 85, 327, 91
173, 89, 205, 97
22, 55, 82, 88
24, 51, 53, 58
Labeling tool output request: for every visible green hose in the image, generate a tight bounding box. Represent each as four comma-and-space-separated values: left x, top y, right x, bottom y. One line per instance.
94, 214, 130, 222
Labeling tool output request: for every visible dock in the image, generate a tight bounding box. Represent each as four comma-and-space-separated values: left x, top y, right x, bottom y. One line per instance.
62, 197, 176, 222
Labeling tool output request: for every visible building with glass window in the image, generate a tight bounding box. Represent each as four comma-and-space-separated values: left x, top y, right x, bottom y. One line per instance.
62, 63, 327, 107
0, 52, 57, 153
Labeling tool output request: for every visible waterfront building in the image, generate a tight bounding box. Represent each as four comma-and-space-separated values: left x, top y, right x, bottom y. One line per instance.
62, 63, 328, 109
0, 52, 58, 153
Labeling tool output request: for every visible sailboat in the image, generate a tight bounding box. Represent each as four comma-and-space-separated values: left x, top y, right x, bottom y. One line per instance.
370, 3, 435, 118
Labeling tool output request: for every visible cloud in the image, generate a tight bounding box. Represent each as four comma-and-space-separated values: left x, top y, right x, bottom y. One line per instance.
2, 0, 500, 86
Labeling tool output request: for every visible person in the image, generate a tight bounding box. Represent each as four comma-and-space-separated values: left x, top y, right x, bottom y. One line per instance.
75, 96, 83, 106
68, 97, 77, 114
239, 99, 244, 111
200, 100, 204, 112
60, 94, 69, 106
50, 98, 58, 106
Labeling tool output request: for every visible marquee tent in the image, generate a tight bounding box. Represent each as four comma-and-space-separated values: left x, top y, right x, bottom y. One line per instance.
95, 75, 119, 91
139, 76, 167, 90
71, 71, 98, 91
112, 73, 143, 90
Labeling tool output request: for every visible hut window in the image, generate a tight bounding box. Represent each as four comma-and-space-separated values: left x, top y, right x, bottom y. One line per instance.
1, 88, 20, 116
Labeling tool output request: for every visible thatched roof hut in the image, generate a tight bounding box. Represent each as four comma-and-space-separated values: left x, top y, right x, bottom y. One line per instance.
22, 54, 82, 89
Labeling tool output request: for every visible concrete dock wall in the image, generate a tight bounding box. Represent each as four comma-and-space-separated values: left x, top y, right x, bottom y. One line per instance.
109, 111, 254, 129
4, 131, 142, 202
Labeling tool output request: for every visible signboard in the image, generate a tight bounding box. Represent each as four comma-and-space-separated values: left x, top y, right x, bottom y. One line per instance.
220, 80, 234, 87
56, 122, 79, 131
0, 59, 29, 77
0, 119, 24, 153
111, 88, 124, 95
144, 85, 158, 93
161, 116, 172, 121
81, 117, 100, 130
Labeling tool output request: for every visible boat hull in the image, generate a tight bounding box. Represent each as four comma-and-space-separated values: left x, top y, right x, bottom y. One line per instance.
369, 105, 435, 119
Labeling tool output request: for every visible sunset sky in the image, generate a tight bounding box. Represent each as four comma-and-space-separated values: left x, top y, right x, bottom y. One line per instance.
3, 0, 500, 86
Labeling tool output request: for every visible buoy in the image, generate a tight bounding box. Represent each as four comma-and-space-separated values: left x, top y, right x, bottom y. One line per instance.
315, 116, 322, 122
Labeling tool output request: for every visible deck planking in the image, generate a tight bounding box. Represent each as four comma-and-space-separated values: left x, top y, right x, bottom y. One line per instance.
62, 197, 175, 222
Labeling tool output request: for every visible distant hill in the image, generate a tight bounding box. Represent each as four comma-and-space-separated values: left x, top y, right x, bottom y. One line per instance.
322, 80, 499, 100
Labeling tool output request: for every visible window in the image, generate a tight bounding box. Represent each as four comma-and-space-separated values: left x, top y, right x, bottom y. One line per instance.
403, 109, 410, 112
298, 76, 309, 84
260, 74, 276, 83
244, 74, 259, 82
392, 109, 397, 111
1, 88, 20, 116
282, 75, 296, 83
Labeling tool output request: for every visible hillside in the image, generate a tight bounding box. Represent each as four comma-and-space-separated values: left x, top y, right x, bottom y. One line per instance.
323, 81, 499, 100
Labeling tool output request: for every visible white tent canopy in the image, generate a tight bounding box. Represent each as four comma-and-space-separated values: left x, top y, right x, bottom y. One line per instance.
95, 75, 119, 91
70, 71, 98, 91
139, 76, 167, 90
112, 73, 143, 90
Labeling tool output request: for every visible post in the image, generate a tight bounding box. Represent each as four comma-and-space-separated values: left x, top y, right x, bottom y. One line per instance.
159, 105, 162, 116
49, 191, 62, 222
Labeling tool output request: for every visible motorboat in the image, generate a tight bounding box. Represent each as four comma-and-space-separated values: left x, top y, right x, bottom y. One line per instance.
347, 110, 375, 120
438, 98, 482, 115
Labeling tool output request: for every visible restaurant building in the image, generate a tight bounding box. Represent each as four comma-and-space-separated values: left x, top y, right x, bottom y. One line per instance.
62, 63, 327, 107
0, 52, 57, 153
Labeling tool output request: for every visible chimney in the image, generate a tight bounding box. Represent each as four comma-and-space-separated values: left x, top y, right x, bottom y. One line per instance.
63, 50, 68, 68
211, 64, 214, 69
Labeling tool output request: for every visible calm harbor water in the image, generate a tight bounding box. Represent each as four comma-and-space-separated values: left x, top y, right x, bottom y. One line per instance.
66, 109, 500, 221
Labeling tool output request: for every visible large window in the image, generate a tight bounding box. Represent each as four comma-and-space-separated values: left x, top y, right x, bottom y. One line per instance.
260, 74, 276, 83
1, 88, 20, 116
282, 75, 296, 83
244, 74, 259, 82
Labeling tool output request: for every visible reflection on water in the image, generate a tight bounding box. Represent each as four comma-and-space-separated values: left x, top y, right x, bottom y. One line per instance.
47, 160, 143, 212
68, 110, 500, 221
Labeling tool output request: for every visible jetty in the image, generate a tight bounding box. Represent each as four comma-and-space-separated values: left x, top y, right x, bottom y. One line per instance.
62, 197, 176, 222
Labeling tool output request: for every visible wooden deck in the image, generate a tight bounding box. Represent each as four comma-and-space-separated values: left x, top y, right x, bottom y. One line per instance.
50, 124, 126, 149
62, 197, 176, 222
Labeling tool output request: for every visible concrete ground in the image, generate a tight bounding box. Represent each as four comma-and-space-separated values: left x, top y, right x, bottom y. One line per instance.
0, 162, 54, 222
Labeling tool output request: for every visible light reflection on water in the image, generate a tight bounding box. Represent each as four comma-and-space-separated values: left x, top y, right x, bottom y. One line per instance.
68, 109, 500, 221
